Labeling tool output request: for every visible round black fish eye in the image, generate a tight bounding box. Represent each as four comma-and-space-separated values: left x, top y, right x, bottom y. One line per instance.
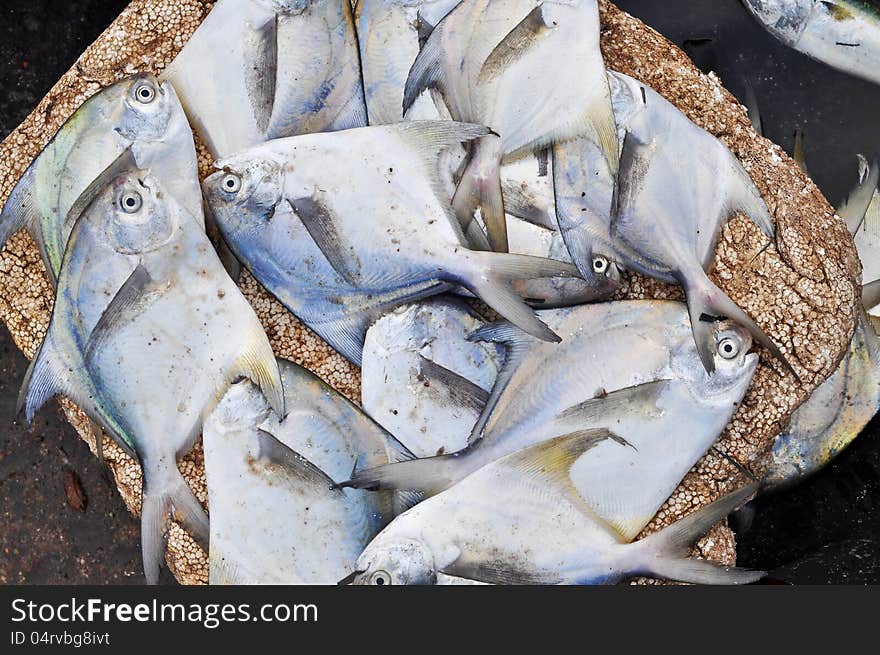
718, 336, 740, 360
134, 83, 156, 104
222, 173, 242, 194
592, 257, 609, 274
370, 570, 392, 586
120, 191, 143, 214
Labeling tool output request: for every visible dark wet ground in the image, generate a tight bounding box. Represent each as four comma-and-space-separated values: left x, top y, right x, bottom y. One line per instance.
1, 0, 879, 584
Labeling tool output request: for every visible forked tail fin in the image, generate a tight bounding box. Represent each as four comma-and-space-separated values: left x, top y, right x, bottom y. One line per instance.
623, 483, 765, 585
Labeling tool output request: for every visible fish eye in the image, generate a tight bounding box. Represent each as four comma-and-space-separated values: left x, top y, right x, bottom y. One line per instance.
119, 191, 143, 214
222, 173, 242, 194
369, 570, 392, 586
592, 256, 609, 274
717, 336, 741, 360
134, 83, 156, 104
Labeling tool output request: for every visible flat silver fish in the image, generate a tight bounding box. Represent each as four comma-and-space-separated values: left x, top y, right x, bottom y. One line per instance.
24, 166, 284, 584
605, 73, 789, 375
742, 0, 880, 85
204, 359, 409, 584
404, 0, 618, 252
0, 75, 200, 284
345, 300, 758, 541
162, 0, 367, 158
204, 122, 578, 348
351, 437, 762, 585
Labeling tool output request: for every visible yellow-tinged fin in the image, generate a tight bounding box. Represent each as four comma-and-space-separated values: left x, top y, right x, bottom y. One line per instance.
583, 82, 620, 176
234, 328, 285, 417
820, 1, 855, 21
477, 4, 555, 85
500, 429, 632, 492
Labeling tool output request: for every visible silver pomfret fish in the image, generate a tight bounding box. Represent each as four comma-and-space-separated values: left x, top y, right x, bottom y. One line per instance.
27, 169, 284, 584
344, 300, 758, 541
606, 73, 790, 376
0, 75, 200, 284
403, 0, 618, 252
205, 360, 409, 584
163, 0, 367, 158
205, 122, 578, 345
351, 439, 762, 586
742, 0, 880, 85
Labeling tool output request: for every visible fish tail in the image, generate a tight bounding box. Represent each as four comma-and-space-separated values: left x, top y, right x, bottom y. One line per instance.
18, 335, 65, 425
0, 167, 37, 253
684, 274, 797, 381
623, 483, 765, 585
140, 464, 209, 585
460, 250, 578, 343
452, 135, 508, 252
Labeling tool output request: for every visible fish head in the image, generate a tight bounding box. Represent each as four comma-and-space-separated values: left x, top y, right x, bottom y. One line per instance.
740, 0, 813, 43
98, 170, 178, 255
203, 156, 285, 235
205, 380, 274, 437
111, 75, 180, 143
674, 320, 759, 401
350, 537, 436, 585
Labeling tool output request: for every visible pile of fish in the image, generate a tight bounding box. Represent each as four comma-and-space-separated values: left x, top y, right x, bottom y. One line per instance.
0, 0, 874, 586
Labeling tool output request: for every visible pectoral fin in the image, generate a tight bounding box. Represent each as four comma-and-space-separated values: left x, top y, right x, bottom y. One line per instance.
289, 195, 360, 286
477, 4, 556, 85
417, 355, 490, 414
246, 14, 278, 135
84, 264, 158, 365
557, 379, 672, 425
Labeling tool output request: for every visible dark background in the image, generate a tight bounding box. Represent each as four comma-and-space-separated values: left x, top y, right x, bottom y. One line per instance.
0, 0, 878, 584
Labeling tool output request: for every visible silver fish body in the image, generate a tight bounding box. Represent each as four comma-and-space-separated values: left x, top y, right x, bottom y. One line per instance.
742, 0, 880, 85
162, 0, 367, 158
606, 73, 788, 375
361, 298, 503, 457
28, 168, 284, 584
346, 300, 758, 542
204, 359, 407, 584
352, 438, 762, 585
0, 75, 200, 284
204, 123, 578, 347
